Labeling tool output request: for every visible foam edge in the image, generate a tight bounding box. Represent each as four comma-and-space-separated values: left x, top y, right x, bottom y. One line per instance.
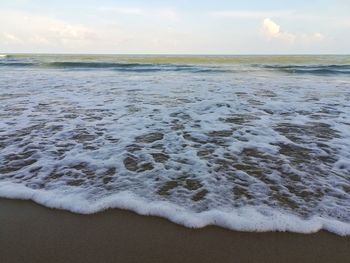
0, 182, 349, 236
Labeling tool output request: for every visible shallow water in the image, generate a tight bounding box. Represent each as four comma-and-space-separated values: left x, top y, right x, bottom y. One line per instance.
0, 54, 350, 235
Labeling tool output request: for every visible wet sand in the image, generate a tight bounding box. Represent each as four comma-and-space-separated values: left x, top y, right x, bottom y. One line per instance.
0, 198, 349, 263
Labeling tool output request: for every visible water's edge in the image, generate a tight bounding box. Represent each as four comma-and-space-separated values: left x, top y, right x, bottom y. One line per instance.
1, 182, 349, 236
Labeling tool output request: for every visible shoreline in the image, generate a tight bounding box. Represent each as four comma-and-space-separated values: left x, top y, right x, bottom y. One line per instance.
1, 198, 349, 263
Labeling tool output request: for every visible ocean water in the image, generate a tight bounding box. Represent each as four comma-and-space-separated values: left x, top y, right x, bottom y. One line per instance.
0, 54, 350, 235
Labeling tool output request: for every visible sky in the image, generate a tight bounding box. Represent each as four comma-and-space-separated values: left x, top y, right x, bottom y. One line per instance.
0, 0, 350, 54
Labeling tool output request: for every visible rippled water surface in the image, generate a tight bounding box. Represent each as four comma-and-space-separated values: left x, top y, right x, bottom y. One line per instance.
0, 54, 349, 235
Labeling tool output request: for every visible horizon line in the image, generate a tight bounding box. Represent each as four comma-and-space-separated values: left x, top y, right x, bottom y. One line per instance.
1, 52, 350, 56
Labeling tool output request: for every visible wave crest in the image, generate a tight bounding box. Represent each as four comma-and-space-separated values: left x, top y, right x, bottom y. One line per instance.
0, 60, 228, 73
260, 64, 350, 75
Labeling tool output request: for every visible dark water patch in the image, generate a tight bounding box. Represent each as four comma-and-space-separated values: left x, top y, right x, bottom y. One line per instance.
233, 163, 266, 180
212, 158, 236, 173
0, 158, 37, 174
157, 180, 179, 196
151, 143, 165, 150
197, 147, 215, 159
254, 89, 277, 98
207, 130, 233, 137
70, 162, 96, 178
184, 179, 203, 190
126, 144, 143, 153
233, 185, 253, 201
102, 177, 113, 184
170, 120, 185, 131
135, 132, 164, 144
220, 114, 260, 125
270, 191, 300, 210
247, 99, 264, 106
275, 122, 340, 143
123, 156, 140, 172
308, 122, 341, 140
42, 162, 101, 188
72, 130, 97, 143
4, 150, 37, 162
151, 153, 169, 163
183, 132, 208, 144
123, 155, 154, 172
169, 112, 192, 120
276, 143, 313, 163
157, 176, 205, 199
192, 189, 208, 201
66, 179, 85, 186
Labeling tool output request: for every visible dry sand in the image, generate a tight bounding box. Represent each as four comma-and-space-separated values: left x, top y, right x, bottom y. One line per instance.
0, 198, 349, 263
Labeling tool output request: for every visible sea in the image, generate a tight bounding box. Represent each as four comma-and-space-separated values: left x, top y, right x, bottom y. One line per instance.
0, 54, 349, 235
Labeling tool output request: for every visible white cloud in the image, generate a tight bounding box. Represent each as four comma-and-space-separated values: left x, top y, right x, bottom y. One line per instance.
300, 32, 325, 43
0, 11, 97, 47
262, 18, 296, 42
0, 8, 335, 54
1, 32, 21, 44
0, 10, 190, 53
261, 18, 324, 44
263, 18, 281, 35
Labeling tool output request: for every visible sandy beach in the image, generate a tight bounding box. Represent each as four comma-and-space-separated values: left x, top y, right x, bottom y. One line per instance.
2, 1, 350, 262
0, 198, 349, 263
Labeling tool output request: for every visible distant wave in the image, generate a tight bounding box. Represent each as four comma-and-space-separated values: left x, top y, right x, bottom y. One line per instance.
2, 56, 350, 75
0, 60, 228, 73
48, 62, 229, 73
0, 61, 35, 67
259, 64, 350, 75
48, 61, 145, 69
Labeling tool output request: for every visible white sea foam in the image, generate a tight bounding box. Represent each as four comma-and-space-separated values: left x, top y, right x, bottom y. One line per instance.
0, 181, 349, 236
0, 55, 350, 236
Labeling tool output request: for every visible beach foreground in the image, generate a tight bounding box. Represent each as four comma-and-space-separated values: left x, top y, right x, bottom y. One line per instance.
0, 198, 349, 263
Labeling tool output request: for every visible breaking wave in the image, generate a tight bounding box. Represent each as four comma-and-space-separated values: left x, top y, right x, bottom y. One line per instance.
260, 64, 350, 75
0, 60, 228, 73
1, 54, 350, 236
